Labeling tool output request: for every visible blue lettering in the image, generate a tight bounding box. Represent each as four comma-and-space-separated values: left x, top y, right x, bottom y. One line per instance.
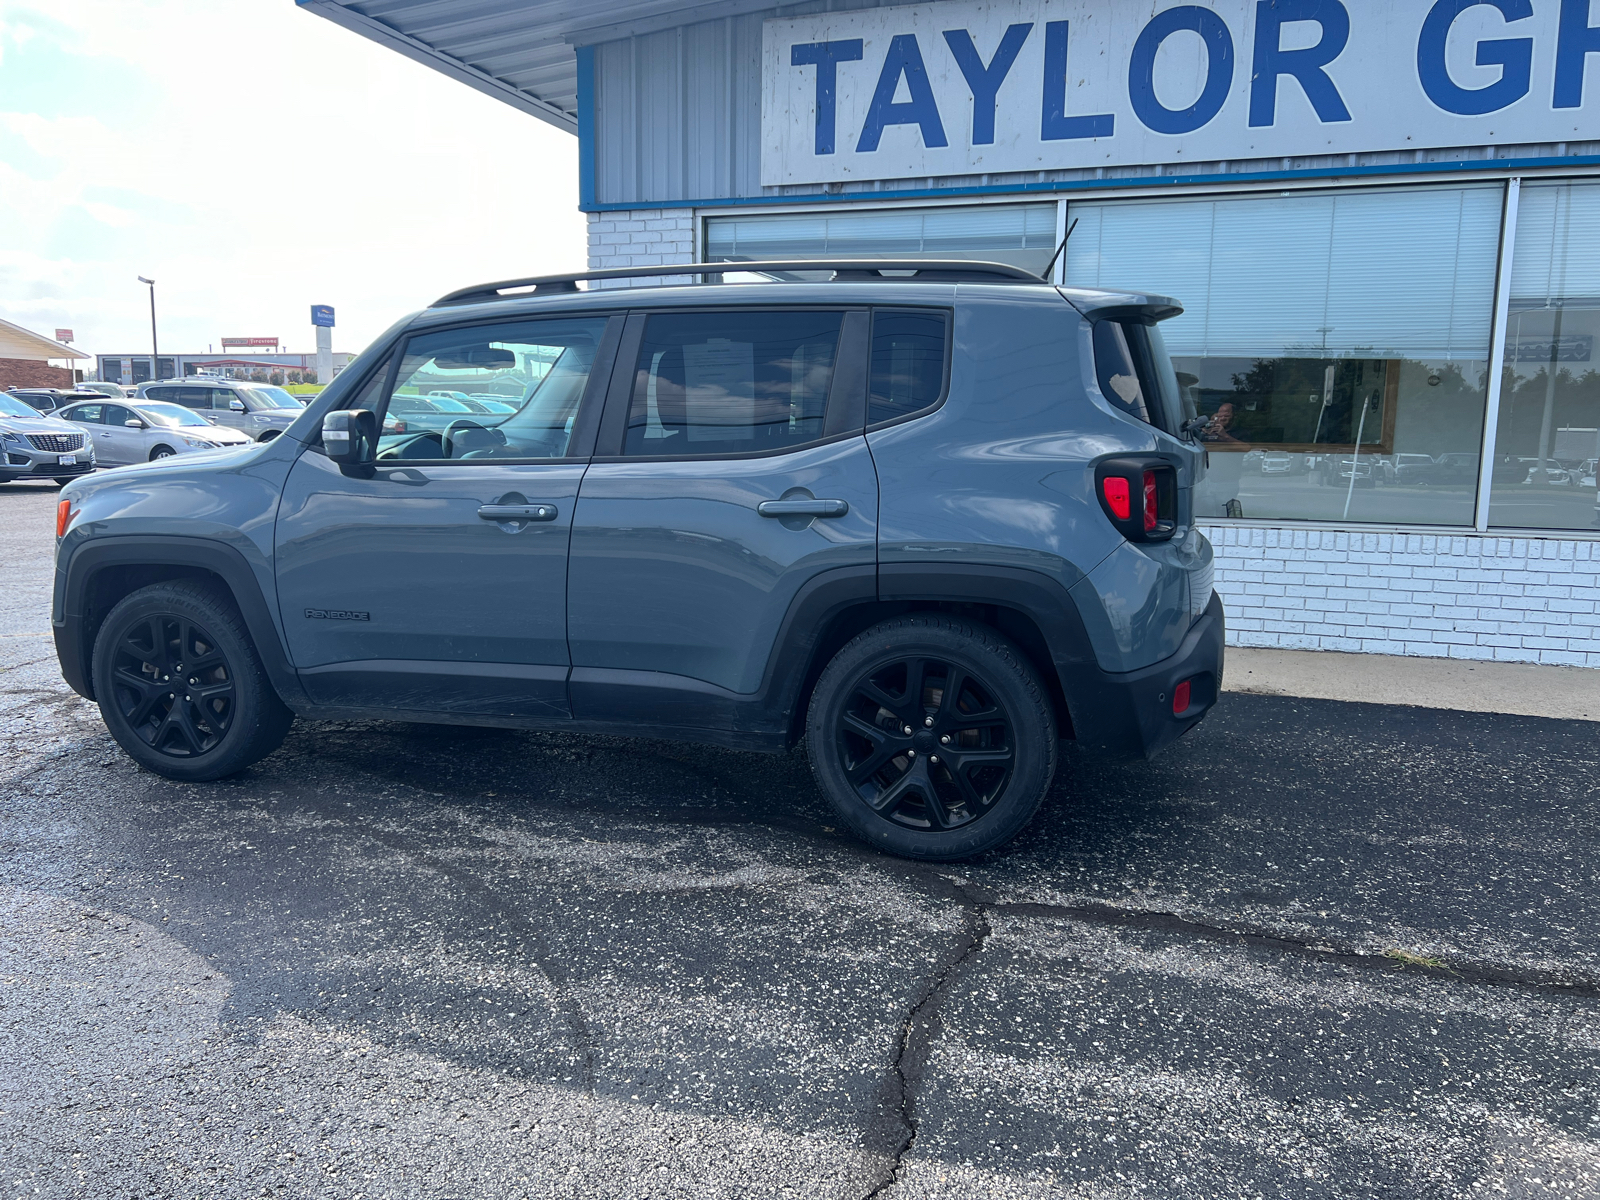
1041, 21, 1116, 140
943, 24, 1032, 145
1417, 0, 1533, 116
1249, 0, 1353, 127
1128, 7, 1236, 135
857, 34, 949, 152
1555, 0, 1600, 108
791, 40, 864, 155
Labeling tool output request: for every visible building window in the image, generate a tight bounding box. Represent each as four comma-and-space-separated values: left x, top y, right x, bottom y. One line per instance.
1066, 185, 1502, 526
1487, 181, 1600, 532
705, 203, 1059, 276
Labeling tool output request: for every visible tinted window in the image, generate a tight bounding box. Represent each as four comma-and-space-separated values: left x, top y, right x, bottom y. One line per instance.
1092, 320, 1183, 434
377, 318, 608, 462
624, 311, 842, 457
63, 405, 103, 424
173, 387, 212, 410
869, 310, 947, 426
104, 405, 135, 427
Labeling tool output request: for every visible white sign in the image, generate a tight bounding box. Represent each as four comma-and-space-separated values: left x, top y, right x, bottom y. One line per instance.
762, 0, 1600, 186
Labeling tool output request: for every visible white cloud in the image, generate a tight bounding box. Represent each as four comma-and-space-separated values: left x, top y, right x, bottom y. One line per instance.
0, 0, 585, 362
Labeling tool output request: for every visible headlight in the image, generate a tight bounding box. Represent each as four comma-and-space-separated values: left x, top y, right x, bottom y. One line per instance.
182, 436, 218, 448
0, 431, 21, 445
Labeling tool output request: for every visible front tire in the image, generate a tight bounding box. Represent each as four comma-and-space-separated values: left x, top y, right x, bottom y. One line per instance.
92, 582, 294, 781
150, 446, 176, 461
805, 615, 1056, 861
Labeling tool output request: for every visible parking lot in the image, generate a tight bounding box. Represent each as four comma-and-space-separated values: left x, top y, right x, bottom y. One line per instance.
2, 479, 1598, 1198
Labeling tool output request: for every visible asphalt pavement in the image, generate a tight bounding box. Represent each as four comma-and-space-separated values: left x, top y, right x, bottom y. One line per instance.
2, 479, 1598, 1199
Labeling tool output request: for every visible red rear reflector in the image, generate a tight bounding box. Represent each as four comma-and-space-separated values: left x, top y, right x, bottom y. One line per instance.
1173, 679, 1191, 715
1102, 476, 1131, 521
1143, 470, 1159, 532
55, 499, 72, 538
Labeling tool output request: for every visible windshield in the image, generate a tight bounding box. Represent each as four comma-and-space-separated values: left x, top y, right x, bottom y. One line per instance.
0, 395, 45, 417
249, 385, 304, 409
137, 401, 213, 428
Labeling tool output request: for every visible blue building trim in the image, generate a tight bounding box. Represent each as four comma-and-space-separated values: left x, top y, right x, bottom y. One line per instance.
578, 153, 1600, 213
577, 45, 597, 210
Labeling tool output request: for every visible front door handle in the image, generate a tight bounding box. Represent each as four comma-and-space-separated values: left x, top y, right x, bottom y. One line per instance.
478, 503, 558, 521
756, 498, 850, 518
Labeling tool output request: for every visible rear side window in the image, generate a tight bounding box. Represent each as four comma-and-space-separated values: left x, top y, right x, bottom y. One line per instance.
624, 310, 842, 457
1092, 320, 1185, 434
869, 310, 948, 426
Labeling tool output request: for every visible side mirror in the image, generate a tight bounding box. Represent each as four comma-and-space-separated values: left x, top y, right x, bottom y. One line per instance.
124, 418, 146, 429
229, 398, 246, 412
321, 409, 377, 466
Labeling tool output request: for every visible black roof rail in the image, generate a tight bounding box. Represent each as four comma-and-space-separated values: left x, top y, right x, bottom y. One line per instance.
431, 259, 1046, 307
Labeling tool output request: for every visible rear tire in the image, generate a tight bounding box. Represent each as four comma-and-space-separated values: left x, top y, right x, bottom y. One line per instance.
92, 582, 294, 781
805, 615, 1056, 861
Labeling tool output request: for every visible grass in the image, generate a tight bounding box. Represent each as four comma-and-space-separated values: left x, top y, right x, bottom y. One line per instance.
285, 383, 323, 394
1384, 948, 1451, 971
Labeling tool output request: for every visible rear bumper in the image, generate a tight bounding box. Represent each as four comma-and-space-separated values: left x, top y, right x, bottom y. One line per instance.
1061, 591, 1226, 760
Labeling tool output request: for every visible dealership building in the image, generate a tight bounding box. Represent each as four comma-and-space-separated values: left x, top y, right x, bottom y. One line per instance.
305, 0, 1600, 668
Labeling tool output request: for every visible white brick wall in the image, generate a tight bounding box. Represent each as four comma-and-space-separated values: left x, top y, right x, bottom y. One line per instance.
586, 208, 695, 285
1204, 525, 1600, 668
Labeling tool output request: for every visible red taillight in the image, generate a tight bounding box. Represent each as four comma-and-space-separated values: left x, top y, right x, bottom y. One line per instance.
1102, 476, 1131, 521
1143, 470, 1159, 533
56, 499, 73, 538
1173, 679, 1191, 715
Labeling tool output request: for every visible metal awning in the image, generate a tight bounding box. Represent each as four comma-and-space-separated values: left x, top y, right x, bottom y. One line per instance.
296, 0, 780, 134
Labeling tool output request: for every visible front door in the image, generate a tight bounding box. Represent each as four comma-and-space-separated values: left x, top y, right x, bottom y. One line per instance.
273, 313, 619, 719
95, 403, 142, 464
566, 307, 877, 722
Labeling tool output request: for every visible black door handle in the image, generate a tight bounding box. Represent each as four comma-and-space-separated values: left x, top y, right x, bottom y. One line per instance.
756, 498, 849, 518
478, 503, 558, 521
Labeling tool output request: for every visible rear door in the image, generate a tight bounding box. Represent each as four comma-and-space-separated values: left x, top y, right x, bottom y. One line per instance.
273, 313, 620, 718
566, 306, 876, 725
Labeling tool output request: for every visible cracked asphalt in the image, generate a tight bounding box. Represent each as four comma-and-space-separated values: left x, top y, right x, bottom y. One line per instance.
3, 480, 1600, 1199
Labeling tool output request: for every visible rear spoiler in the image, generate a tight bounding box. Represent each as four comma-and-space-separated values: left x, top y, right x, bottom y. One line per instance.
1058, 287, 1183, 324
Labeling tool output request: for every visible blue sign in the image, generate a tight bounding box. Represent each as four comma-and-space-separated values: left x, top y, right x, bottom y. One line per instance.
311, 305, 335, 328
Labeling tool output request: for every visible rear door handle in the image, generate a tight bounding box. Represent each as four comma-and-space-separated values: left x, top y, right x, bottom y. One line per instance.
756, 499, 849, 518
478, 503, 558, 521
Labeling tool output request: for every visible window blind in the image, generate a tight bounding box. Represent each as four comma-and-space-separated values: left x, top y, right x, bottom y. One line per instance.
1065, 186, 1502, 362
705, 203, 1058, 271
1510, 181, 1600, 309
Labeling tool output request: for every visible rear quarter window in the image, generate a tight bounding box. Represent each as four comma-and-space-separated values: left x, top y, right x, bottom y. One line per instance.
1091, 319, 1188, 434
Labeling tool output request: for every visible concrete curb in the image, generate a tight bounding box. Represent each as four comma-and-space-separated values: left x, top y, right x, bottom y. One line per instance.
1223, 647, 1598, 723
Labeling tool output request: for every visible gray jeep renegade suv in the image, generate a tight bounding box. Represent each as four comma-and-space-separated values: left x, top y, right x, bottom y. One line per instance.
52, 260, 1223, 861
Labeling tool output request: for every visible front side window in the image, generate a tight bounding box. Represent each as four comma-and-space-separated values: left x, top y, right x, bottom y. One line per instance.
375, 318, 608, 462
869, 310, 948, 426
623, 310, 842, 457
104, 405, 136, 428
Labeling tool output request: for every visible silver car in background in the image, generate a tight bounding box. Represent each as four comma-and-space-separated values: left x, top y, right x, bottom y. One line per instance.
0, 392, 96, 485
135, 379, 305, 443
55, 398, 250, 464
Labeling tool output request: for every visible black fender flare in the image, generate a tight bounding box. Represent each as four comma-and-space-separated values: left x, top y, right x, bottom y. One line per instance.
53, 536, 306, 708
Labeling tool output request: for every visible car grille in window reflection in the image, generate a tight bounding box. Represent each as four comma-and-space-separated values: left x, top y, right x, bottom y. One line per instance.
26, 434, 85, 453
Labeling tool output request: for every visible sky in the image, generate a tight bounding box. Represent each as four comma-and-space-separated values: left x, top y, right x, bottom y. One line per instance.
0, 0, 585, 365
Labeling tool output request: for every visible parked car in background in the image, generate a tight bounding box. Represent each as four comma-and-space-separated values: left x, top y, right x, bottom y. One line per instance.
1432, 452, 1480, 484
55, 399, 250, 464
76, 382, 130, 399
7, 387, 110, 415
1577, 458, 1598, 488
1389, 453, 1436, 484
1320, 456, 1377, 487
1257, 451, 1303, 475
135, 379, 302, 443
0, 391, 96, 485
1524, 464, 1577, 486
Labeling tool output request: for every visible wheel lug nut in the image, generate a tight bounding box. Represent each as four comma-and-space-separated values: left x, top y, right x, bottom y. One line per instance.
924, 716, 934, 727
940, 735, 950, 745
929, 755, 939, 764
902, 725, 913, 735
906, 749, 916, 759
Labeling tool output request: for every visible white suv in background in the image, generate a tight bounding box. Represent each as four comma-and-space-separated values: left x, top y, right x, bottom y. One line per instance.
135, 379, 305, 442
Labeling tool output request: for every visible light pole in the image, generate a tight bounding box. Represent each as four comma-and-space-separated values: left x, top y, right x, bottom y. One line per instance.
137, 276, 158, 381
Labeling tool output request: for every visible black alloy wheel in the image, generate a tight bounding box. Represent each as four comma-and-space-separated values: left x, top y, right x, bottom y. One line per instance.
836, 655, 1014, 832
806, 615, 1056, 861
110, 612, 236, 757
93, 582, 294, 781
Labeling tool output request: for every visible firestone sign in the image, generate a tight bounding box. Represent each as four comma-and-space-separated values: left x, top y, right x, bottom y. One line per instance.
761, 0, 1600, 185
